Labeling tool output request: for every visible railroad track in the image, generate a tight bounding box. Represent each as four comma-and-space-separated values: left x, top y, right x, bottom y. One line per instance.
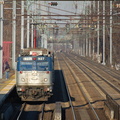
64, 53, 120, 95
16, 102, 46, 120
60, 53, 120, 120
68, 53, 120, 88
56, 54, 77, 120
62, 56, 101, 120
16, 102, 26, 120
77, 54, 120, 79
15, 102, 61, 120
0, 101, 62, 120
57, 54, 107, 120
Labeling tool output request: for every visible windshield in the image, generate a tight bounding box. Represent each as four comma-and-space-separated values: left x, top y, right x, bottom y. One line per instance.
19, 62, 33, 70
37, 62, 49, 71
18, 61, 50, 71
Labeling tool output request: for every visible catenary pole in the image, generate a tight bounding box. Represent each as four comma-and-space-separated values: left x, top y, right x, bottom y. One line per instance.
27, 5, 30, 48
21, 1, 24, 49
85, 7, 88, 56
89, 2, 92, 57
102, 1, 106, 65
0, 2, 3, 79
31, 17, 34, 48
12, 0, 16, 69
97, 1, 100, 62
92, 1, 95, 60
110, 1, 113, 66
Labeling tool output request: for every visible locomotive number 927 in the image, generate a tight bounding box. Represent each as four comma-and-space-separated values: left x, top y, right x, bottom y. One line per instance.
16, 48, 54, 101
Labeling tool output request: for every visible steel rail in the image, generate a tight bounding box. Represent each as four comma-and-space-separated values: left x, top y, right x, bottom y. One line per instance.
66, 53, 120, 97
61, 54, 100, 120
57, 55, 77, 120
75, 59, 120, 93
16, 102, 26, 120
39, 103, 45, 120
78, 56, 120, 79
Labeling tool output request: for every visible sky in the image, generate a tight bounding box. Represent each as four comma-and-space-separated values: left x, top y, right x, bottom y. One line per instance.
28, 1, 91, 39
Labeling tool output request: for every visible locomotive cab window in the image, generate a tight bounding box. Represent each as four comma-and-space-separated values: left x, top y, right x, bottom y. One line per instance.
18, 62, 33, 71
37, 62, 49, 71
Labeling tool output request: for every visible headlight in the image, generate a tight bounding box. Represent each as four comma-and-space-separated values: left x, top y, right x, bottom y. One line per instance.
32, 71, 37, 76
44, 78, 48, 82
17, 87, 22, 91
32, 71, 37, 73
21, 78, 25, 82
47, 87, 53, 92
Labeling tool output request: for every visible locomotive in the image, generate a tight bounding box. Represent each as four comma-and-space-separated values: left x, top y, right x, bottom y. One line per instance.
16, 48, 54, 101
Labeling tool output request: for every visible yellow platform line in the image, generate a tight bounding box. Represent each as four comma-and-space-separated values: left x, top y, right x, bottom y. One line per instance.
10, 74, 15, 79
0, 89, 10, 91
0, 81, 15, 85
0, 79, 16, 92
4, 80, 12, 83
0, 84, 9, 86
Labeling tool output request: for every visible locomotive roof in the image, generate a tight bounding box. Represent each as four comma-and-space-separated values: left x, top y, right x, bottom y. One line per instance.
20, 48, 52, 56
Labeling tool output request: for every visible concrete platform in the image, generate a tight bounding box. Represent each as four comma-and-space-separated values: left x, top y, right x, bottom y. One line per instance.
0, 75, 16, 106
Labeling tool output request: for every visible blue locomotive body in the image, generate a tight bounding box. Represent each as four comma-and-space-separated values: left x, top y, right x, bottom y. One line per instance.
16, 49, 54, 101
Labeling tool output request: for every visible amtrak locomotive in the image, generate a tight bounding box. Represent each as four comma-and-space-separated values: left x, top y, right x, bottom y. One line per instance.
16, 48, 54, 101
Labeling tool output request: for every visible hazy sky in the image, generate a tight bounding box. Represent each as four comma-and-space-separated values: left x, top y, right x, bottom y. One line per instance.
29, 1, 91, 27
49, 1, 90, 15
48, 1, 90, 24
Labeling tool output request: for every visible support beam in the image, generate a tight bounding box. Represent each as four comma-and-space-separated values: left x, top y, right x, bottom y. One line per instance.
21, 1, 24, 49
102, 1, 106, 65
0, 3, 3, 79
31, 17, 34, 48
110, 1, 113, 66
19, 14, 112, 17
97, 1, 100, 62
27, 10, 30, 48
12, 0, 16, 70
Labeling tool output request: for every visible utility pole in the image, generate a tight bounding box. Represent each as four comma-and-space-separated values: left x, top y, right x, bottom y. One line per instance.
27, 7, 30, 48
0, 2, 3, 79
89, 2, 92, 58
102, 1, 106, 65
110, 1, 113, 66
86, 33, 88, 56
31, 17, 34, 48
92, 1, 95, 60
83, 36, 85, 57
12, 0, 16, 70
97, 1, 100, 62
92, 31, 95, 60
21, 1, 24, 49
85, 7, 88, 56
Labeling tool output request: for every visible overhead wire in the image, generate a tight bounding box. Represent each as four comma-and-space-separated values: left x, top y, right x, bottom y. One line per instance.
34, 2, 80, 15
